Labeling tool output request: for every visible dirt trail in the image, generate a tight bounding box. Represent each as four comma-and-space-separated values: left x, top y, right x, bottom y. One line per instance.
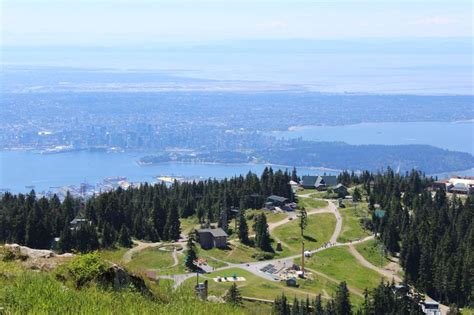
347, 244, 401, 282
348, 244, 449, 315
170, 248, 179, 267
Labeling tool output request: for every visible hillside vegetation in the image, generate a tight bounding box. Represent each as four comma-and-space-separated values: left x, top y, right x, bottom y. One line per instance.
0, 254, 243, 315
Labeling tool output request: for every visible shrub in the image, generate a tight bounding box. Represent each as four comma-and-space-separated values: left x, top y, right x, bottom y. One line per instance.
251, 251, 275, 261
1, 247, 15, 262
67, 252, 108, 288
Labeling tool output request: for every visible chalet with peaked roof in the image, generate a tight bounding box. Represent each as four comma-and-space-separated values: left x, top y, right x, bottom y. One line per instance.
332, 183, 348, 196
196, 228, 228, 249
301, 175, 337, 191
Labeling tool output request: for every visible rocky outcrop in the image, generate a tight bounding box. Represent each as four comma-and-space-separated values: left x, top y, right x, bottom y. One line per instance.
97, 264, 154, 299
1, 244, 74, 271
3, 244, 74, 260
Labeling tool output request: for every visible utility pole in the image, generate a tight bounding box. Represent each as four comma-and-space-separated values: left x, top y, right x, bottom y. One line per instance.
301, 238, 305, 276
299, 208, 308, 278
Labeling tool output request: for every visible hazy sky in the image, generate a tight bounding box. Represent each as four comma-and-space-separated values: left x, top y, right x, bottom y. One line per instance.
1, 0, 473, 46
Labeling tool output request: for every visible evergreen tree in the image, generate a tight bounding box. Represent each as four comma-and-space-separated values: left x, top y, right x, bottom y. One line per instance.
273, 293, 290, 315
314, 294, 324, 314
185, 231, 198, 271
224, 283, 242, 306
253, 213, 273, 252
218, 208, 229, 233
164, 205, 181, 241
335, 281, 352, 315
101, 223, 117, 248
291, 167, 298, 182
352, 188, 362, 202
151, 196, 167, 239
58, 226, 74, 253
118, 225, 132, 247
291, 297, 300, 314
237, 209, 249, 244
74, 223, 100, 253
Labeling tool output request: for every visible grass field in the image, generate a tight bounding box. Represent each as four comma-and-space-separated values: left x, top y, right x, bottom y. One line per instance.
184, 267, 339, 302
272, 213, 336, 255
184, 267, 364, 307
199, 242, 259, 264
354, 239, 390, 268
245, 209, 288, 223
296, 188, 318, 196
156, 253, 187, 276
100, 247, 128, 264
337, 203, 371, 243
297, 198, 328, 210
304, 246, 384, 291
126, 246, 175, 272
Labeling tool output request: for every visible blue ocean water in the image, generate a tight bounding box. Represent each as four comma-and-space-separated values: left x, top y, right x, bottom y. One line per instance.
272, 121, 474, 155
0, 150, 333, 193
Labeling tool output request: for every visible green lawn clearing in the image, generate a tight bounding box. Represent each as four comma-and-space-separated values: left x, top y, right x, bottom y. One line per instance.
337, 203, 371, 243
246, 209, 288, 223
199, 242, 258, 264
304, 246, 384, 291
100, 247, 128, 264
184, 267, 340, 302
354, 239, 390, 268
272, 213, 336, 255
126, 246, 175, 272
297, 198, 328, 210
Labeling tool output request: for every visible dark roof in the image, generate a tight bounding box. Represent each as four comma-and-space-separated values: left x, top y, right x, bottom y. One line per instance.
267, 195, 288, 203
320, 176, 337, 186
197, 228, 228, 238
333, 183, 347, 189
302, 175, 337, 187
301, 176, 318, 186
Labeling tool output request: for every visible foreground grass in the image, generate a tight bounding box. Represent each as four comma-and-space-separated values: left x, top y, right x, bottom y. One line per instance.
272, 213, 336, 255
0, 261, 243, 315
305, 246, 384, 291
337, 203, 371, 243
354, 239, 390, 268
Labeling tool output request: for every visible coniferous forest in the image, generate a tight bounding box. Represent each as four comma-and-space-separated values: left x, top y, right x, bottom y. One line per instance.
0, 167, 472, 308
0, 167, 294, 250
